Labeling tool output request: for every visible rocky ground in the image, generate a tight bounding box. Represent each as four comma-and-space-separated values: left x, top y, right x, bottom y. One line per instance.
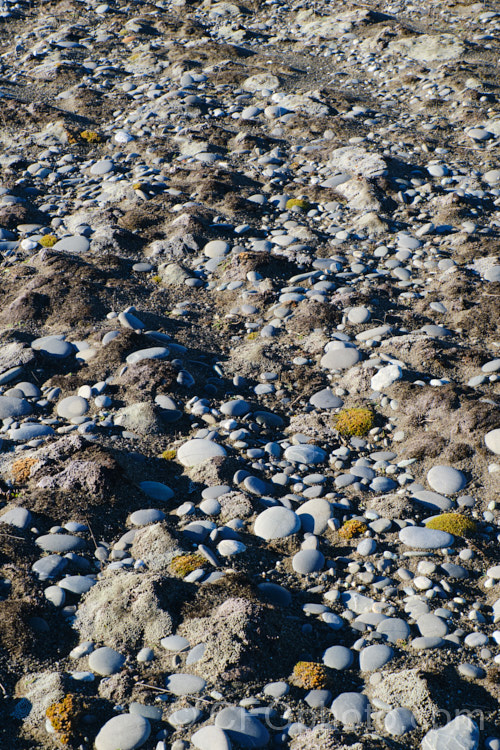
0, 0, 498, 747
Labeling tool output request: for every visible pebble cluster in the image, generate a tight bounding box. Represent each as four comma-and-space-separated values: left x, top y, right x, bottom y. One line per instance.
0, 0, 498, 747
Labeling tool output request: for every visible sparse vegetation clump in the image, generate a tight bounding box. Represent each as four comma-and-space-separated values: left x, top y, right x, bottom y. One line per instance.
338, 518, 368, 540
292, 661, 328, 689
170, 553, 207, 578
286, 198, 311, 211
334, 407, 375, 437
80, 130, 101, 143
425, 513, 476, 537
39, 234, 58, 247
161, 448, 176, 461
46, 694, 82, 745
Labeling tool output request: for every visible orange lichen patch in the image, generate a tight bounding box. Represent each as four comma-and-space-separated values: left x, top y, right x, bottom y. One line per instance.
292, 661, 328, 689
11, 457, 38, 484
46, 694, 82, 745
338, 518, 368, 540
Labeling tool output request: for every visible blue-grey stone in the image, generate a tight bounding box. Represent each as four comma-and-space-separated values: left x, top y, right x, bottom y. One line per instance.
165, 673, 206, 695
427, 465, 467, 494
32, 554, 68, 580
31, 336, 75, 358
411, 636, 445, 650
356, 538, 376, 556
130, 509, 166, 525
58, 575, 96, 595
458, 663, 486, 679
441, 563, 468, 579
399, 527, 454, 549
191, 726, 232, 750
369, 476, 397, 492
254, 507, 300, 540
257, 582, 292, 607
309, 389, 343, 409
421, 716, 479, 750
0, 507, 31, 529
169, 706, 203, 728
297, 498, 332, 534
94, 714, 150, 750
321, 347, 361, 370
263, 681, 289, 698
359, 644, 393, 671
36, 534, 86, 553
129, 703, 162, 721
161, 635, 189, 652
139, 481, 174, 502
89, 646, 125, 676
177, 439, 227, 467
376, 618, 410, 643
186, 643, 206, 665
322, 612, 344, 630
215, 706, 269, 748
57, 395, 89, 420
304, 689, 332, 708
330, 692, 371, 725
244, 476, 268, 496
385, 707, 417, 736
412, 490, 453, 512
220, 399, 251, 417
0, 396, 32, 419
284, 445, 326, 465
10, 424, 55, 441
253, 411, 283, 428
44, 586, 66, 607
126, 347, 169, 364
323, 645, 353, 670
292, 549, 325, 574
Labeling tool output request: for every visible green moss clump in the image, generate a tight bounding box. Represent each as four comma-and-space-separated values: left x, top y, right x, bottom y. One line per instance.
425, 513, 476, 537
286, 198, 311, 211
46, 694, 82, 745
338, 518, 368, 540
161, 448, 176, 461
170, 553, 207, 577
39, 234, 58, 248
292, 661, 328, 689
334, 407, 375, 437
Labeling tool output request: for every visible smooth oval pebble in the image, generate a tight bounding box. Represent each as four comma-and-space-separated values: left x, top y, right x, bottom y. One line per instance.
284, 445, 326, 464
427, 465, 467, 494
94, 713, 151, 750
0, 396, 32, 419
165, 673, 206, 695
399, 527, 454, 549
359, 644, 393, 671
177, 439, 227, 467
292, 548, 325, 574
385, 707, 417, 736
215, 706, 269, 748
57, 396, 89, 420
139, 481, 174, 502
254, 507, 301, 540
485, 429, 500, 455
322, 645, 353, 670
89, 647, 125, 676
191, 725, 232, 750
129, 509, 165, 525
330, 692, 371, 725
